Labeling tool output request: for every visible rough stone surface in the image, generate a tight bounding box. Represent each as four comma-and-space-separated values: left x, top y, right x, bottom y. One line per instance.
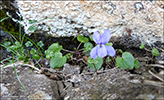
0, 65, 60, 99
65, 67, 164, 100
1, 62, 163, 100
15, 1, 164, 45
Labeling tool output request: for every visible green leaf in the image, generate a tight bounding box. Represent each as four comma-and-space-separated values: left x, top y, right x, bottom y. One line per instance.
65, 53, 72, 60
15, 41, 21, 46
50, 56, 67, 68
25, 41, 33, 47
105, 42, 113, 46
106, 58, 111, 62
151, 48, 159, 56
53, 52, 62, 57
18, 56, 24, 61
4, 41, 11, 47
24, 56, 30, 63
89, 35, 93, 41
28, 25, 38, 31
134, 60, 140, 69
9, 45, 17, 50
87, 56, 103, 70
48, 27, 51, 30
139, 43, 145, 49
48, 43, 62, 53
46, 55, 51, 59
49, 51, 55, 57
29, 20, 37, 24
46, 52, 63, 59
45, 50, 49, 55
116, 52, 134, 69
32, 54, 40, 60
118, 49, 123, 53
7, 47, 12, 52
37, 41, 44, 48
116, 57, 126, 69
77, 35, 89, 43
84, 42, 93, 51
30, 48, 36, 55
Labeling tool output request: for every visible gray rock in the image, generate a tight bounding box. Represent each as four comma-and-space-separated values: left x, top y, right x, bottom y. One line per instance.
1, 66, 61, 99
1, 62, 163, 100
65, 67, 164, 100
14, 1, 163, 46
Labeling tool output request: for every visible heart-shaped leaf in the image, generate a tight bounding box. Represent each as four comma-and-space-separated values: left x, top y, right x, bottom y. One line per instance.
84, 42, 93, 51
87, 56, 103, 70
48, 43, 62, 53
116, 52, 134, 69
4, 41, 11, 47
50, 56, 67, 68
25, 41, 33, 47
30, 48, 36, 55
37, 41, 44, 48
77, 35, 89, 43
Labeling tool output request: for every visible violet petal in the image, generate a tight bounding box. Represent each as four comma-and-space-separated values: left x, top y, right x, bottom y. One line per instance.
105, 46, 116, 57
100, 29, 111, 44
90, 46, 98, 60
93, 31, 101, 44
97, 45, 107, 58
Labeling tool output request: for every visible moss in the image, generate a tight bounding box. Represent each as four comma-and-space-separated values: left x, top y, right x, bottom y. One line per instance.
0, 9, 19, 33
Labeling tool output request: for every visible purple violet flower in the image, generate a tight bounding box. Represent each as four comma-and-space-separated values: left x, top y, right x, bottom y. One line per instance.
90, 29, 116, 60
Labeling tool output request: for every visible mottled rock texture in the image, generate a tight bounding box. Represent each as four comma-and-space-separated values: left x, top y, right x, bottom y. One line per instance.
65, 67, 164, 100
16, 1, 163, 46
1, 66, 60, 99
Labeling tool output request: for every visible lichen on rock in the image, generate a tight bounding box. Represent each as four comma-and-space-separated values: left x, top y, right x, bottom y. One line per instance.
15, 1, 163, 46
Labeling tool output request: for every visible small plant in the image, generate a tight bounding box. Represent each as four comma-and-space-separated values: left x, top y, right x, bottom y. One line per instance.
1, 22, 145, 90
90, 29, 116, 59
28, 19, 38, 32
88, 29, 116, 71
116, 51, 140, 69
1, 39, 44, 63
139, 43, 160, 56
45, 43, 66, 68
0, 17, 45, 90
44, 29, 141, 71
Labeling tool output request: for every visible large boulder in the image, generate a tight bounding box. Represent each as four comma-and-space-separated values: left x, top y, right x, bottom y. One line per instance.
15, 1, 163, 46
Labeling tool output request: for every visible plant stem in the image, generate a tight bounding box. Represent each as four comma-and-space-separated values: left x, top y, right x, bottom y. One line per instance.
93, 63, 97, 74
78, 48, 85, 51
77, 42, 82, 50
62, 48, 74, 53
82, 51, 89, 54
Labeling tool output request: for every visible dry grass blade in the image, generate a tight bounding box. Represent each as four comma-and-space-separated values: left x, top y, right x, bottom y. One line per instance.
148, 70, 164, 82
144, 80, 164, 87
145, 64, 164, 69
0, 61, 42, 73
